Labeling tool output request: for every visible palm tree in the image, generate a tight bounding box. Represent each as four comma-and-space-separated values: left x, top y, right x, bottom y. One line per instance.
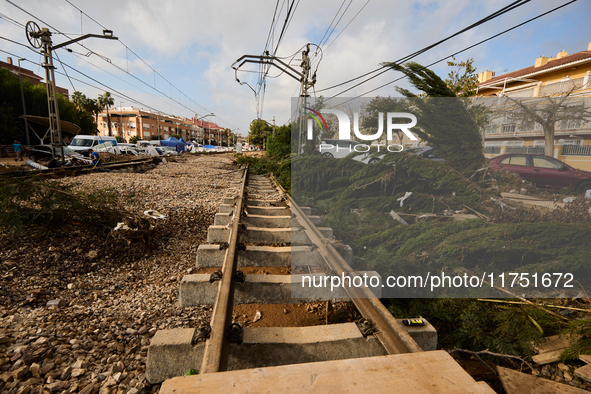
98, 92, 114, 136
85, 98, 101, 134
71, 91, 86, 113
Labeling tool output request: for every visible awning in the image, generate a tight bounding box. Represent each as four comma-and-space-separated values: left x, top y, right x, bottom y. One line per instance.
21, 115, 82, 134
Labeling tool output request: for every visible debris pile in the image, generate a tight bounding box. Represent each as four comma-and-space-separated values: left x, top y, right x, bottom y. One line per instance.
0, 155, 236, 393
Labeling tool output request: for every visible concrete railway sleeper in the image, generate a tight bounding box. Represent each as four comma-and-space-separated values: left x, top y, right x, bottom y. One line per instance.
146, 168, 492, 393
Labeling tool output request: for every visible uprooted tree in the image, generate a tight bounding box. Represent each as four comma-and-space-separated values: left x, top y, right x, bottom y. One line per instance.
383, 61, 486, 172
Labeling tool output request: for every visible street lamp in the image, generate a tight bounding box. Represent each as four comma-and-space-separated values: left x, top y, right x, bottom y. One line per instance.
17, 58, 31, 146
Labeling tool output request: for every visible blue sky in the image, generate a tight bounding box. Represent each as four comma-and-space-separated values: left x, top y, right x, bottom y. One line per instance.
1, 0, 589, 136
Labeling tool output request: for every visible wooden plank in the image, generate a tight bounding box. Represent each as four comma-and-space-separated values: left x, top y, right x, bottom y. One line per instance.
497, 366, 586, 394
161, 351, 494, 394
532, 350, 564, 365
535, 335, 576, 354
575, 364, 591, 383
579, 354, 591, 364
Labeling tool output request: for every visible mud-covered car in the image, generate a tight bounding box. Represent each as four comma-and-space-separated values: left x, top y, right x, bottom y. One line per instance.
28, 145, 84, 162
490, 153, 591, 192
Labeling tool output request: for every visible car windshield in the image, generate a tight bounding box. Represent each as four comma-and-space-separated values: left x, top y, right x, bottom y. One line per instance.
69, 138, 93, 147
53, 147, 77, 154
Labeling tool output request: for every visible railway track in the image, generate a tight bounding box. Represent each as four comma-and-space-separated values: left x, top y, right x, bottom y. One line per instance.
146, 168, 494, 393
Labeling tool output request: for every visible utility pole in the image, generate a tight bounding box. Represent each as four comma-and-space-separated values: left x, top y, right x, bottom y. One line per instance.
298, 44, 313, 154
17, 58, 31, 146
25, 21, 117, 161
156, 113, 160, 140
119, 101, 124, 139
232, 46, 316, 154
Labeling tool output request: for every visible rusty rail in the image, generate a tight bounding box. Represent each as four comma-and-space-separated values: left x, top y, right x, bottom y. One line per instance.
199, 167, 247, 373
274, 178, 422, 355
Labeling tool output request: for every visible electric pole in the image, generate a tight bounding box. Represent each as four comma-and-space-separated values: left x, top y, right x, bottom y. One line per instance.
232, 44, 316, 154
25, 21, 117, 161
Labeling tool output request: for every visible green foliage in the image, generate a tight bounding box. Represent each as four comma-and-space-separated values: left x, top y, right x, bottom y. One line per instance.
0, 175, 125, 233
129, 135, 141, 144
0, 69, 95, 143
445, 57, 479, 97
382, 61, 485, 172
267, 124, 291, 158
362, 96, 409, 143
560, 320, 591, 361
248, 119, 273, 147
98, 92, 114, 136
0, 102, 22, 141
387, 299, 558, 356
116, 136, 125, 143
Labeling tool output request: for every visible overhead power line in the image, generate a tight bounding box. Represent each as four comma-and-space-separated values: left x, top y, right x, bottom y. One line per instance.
317, 0, 532, 95
338, 0, 578, 104
4, 0, 236, 127
318, 0, 353, 49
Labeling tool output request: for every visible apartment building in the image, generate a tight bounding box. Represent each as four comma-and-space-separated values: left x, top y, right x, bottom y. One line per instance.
96, 107, 227, 145
476, 43, 591, 170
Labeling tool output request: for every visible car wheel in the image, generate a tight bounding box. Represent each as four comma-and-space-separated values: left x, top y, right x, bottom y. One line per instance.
368, 158, 380, 165
575, 181, 591, 193
322, 152, 333, 158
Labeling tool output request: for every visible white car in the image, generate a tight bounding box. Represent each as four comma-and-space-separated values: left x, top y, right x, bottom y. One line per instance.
319, 139, 384, 164
158, 146, 179, 156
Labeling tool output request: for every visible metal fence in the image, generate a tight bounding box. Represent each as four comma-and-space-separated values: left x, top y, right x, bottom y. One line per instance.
505, 146, 545, 154
484, 146, 501, 154
562, 144, 591, 156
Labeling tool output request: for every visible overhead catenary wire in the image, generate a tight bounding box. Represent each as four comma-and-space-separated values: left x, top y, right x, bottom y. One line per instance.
254, 0, 301, 119
322, 0, 371, 53
4, 1, 238, 129
318, 0, 353, 49
337, 0, 578, 105
4, 0, 220, 122
317, 0, 532, 95
59, 0, 213, 115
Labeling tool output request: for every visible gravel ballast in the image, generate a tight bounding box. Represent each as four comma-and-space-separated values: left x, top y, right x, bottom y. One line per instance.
0, 154, 238, 394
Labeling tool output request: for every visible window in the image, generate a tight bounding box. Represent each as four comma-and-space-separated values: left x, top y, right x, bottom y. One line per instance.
500, 155, 527, 166
559, 118, 582, 130
520, 117, 535, 132
533, 156, 562, 169
501, 124, 516, 134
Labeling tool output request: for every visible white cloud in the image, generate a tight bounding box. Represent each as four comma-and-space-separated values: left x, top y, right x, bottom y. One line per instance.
1, 0, 589, 134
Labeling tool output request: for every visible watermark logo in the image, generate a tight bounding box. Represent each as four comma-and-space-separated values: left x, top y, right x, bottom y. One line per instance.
304, 107, 329, 133
306, 109, 418, 142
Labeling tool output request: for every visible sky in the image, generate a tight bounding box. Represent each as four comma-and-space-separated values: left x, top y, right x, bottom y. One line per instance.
1, 0, 590, 137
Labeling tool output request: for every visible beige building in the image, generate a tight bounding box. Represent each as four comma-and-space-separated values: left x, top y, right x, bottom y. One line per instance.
96, 107, 227, 145
476, 43, 591, 170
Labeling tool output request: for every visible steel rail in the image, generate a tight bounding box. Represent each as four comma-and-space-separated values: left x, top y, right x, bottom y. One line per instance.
274, 179, 422, 354
199, 167, 247, 373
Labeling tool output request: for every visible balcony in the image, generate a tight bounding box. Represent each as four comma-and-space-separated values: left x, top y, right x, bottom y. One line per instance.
539, 77, 589, 96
